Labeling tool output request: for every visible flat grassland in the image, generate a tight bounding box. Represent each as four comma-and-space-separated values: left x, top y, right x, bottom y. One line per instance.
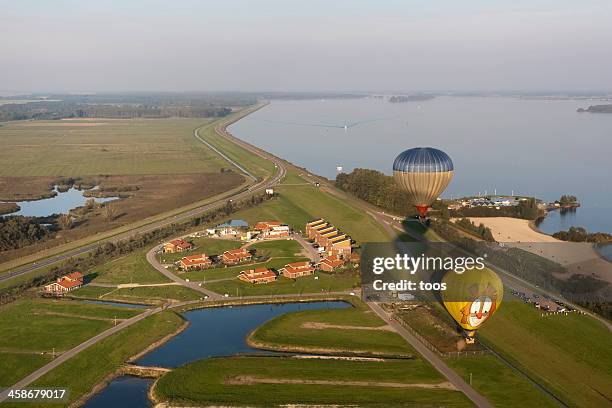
1, 311, 184, 408
446, 355, 557, 408
230, 168, 390, 243
89, 248, 170, 284
248, 304, 414, 357
154, 356, 471, 408
0, 117, 246, 265
70, 284, 202, 304
0, 118, 227, 177
479, 300, 612, 407
0, 298, 143, 387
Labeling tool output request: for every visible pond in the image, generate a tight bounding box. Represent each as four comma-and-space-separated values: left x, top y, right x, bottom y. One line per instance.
83, 376, 152, 408
216, 219, 249, 228
83, 301, 350, 407
2, 186, 116, 217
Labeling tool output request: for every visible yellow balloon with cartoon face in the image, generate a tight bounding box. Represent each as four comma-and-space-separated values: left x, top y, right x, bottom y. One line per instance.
442, 267, 503, 337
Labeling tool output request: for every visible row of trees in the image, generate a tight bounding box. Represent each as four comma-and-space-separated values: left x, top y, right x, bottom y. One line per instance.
552, 226, 611, 243
450, 198, 542, 220
0, 193, 274, 305
0, 217, 50, 251
454, 218, 495, 241
0, 101, 233, 121
335, 169, 417, 216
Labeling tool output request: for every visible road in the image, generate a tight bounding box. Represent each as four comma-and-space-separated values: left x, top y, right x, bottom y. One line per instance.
146, 245, 222, 300
368, 302, 492, 408
0, 102, 282, 284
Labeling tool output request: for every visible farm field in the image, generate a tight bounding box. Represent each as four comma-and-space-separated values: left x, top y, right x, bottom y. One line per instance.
0, 118, 227, 177
1, 311, 184, 408
0, 116, 246, 266
153, 356, 471, 407
0, 298, 143, 387
248, 302, 414, 357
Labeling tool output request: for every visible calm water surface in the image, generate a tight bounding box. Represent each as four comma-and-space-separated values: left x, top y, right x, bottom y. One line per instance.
137, 301, 349, 367
230, 97, 612, 232
84, 301, 350, 408
3, 186, 116, 217
83, 376, 152, 408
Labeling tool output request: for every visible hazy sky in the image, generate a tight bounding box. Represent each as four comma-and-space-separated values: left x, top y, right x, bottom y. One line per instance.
2, 0, 611, 93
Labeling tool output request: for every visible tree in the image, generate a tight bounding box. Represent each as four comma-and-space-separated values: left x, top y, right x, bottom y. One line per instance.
58, 214, 73, 230
103, 204, 118, 221
85, 198, 96, 210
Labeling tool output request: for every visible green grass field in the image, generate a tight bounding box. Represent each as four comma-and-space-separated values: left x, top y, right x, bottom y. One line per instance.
154, 356, 471, 407
70, 285, 202, 304
446, 355, 557, 408
478, 301, 612, 407
231, 174, 389, 244
0, 118, 230, 177
0, 298, 143, 387
247, 239, 304, 258
0, 353, 52, 388
1, 311, 184, 408
88, 248, 170, 284
249, 303, 415, 357
204, 271, 358, 297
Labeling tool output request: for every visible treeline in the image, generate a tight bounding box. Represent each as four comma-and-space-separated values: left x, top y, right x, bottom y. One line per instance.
453, 218, 495, 241
0, 217, 50, 251
558, 195, 578, 205
553, 227, 611, 243
0, 101, 233, 121
429, 219, 611, 320
0, 193, 273, 305
450, 198, 542, 220
335, 169, 417, 216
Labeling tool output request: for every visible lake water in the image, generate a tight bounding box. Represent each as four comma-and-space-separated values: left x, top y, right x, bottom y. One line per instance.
229, 97, 612, 233
84, 301, 350, 407
3, 186, 116, 217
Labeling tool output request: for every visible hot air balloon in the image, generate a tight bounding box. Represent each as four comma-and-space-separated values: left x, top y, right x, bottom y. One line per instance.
393, 147, 454, 218
441, 267, 503, 343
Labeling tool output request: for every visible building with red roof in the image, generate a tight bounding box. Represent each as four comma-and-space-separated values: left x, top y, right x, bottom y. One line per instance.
238, 267, 277, 284
222, 248, 252, 265
280, 261, 315, 279
319, 255, 345, 272
179, 254, 212, 270
43, 272, 84, 295
163, 239, 193, 253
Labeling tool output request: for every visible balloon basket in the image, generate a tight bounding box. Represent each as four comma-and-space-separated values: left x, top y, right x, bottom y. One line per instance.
465, 337, 475, 345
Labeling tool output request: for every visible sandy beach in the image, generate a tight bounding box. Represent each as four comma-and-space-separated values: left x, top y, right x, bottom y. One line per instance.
469, 217, 612, 284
